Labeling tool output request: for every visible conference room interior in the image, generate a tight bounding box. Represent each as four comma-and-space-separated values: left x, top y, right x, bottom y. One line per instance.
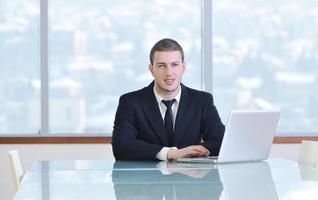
1, 0, 318, 200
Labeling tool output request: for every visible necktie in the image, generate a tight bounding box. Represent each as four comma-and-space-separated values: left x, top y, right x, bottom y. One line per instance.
162, 99, 175, 147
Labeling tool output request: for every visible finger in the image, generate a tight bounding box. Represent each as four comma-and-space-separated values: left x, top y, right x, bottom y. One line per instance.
185, 149, 206, 157
180, 149, 200, 158
190, 145, 210, 155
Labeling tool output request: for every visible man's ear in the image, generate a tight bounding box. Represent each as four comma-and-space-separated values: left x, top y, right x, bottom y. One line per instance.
182, 62, 186, 74
149, 64, 154, 76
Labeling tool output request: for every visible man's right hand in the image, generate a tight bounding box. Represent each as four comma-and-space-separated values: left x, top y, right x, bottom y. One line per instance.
167, 145, 210, 160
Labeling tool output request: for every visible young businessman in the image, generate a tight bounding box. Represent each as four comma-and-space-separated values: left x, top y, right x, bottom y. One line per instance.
112, 38, 225, 160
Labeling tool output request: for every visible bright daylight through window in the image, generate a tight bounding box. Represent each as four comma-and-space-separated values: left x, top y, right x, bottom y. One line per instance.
0, 0, 40, 134
213, 0, 318, 135
0, 0, 317, 135
48, 0, 201, 134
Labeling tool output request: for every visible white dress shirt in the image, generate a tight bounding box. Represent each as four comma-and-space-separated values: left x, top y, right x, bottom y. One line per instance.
153, 86, 181, 160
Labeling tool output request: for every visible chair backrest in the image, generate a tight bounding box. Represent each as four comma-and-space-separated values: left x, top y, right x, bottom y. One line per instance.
8, 150, 24, 188
298, 140, 318, 167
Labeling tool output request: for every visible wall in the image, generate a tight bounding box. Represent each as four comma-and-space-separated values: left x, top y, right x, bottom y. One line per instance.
0, 143, 300, 200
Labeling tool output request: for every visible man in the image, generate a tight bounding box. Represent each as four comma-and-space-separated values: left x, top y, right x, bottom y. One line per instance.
112, 38, 225, 160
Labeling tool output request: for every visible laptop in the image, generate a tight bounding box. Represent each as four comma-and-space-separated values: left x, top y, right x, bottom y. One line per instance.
176, 110, 280, 164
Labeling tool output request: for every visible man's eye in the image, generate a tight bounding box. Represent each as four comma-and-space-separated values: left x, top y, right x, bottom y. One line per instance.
157, 64, 164, 68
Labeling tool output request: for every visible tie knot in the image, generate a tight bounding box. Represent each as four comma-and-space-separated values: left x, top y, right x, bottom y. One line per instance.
162, 99, 175, 109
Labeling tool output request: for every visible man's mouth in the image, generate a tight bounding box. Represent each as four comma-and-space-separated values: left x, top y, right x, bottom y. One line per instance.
164, 79, 175, 85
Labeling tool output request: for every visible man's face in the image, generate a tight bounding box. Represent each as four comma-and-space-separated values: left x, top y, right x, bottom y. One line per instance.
149, 51, 186, 97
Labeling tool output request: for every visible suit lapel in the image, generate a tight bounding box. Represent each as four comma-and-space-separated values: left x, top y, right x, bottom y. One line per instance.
142, 82, 168, 146
173, 84, 189, 146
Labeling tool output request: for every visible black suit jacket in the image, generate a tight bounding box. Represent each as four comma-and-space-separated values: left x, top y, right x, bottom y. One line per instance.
112, 82, 225, 160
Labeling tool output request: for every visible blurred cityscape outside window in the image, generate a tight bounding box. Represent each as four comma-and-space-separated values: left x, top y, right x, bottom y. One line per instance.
0, 0, 40, 134
48, 0, 201, 134
213, 0, 318, 134
1, 0, 317, 135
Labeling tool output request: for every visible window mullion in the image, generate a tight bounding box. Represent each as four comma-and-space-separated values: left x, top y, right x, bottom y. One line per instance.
40, 0, 49, 135
202, 0, 213, 93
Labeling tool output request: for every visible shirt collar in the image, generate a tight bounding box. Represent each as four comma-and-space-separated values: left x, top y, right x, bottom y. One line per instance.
153, 85, 181, 105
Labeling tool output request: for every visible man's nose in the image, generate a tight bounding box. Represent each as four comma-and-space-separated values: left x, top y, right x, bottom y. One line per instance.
165, 65, 173, 74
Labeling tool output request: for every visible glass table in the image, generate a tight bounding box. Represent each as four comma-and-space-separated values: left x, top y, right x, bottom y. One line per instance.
14, 158, 318, 200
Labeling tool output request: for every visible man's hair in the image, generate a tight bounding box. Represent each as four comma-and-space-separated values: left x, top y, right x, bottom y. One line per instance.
149, 38, 184, 65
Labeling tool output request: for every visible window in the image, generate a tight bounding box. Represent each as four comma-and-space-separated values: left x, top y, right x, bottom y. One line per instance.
0, 0, 40, 134
1, 0, 317, 137
48, 0, 201, 134
213, 0, 318, 135
0, 0, 201, 135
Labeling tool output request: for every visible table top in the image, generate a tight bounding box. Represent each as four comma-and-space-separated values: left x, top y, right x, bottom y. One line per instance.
14, 158, 318, 200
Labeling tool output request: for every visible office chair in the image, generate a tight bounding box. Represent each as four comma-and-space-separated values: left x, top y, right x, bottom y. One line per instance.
298, 140, 318, 167
8, 150, 24, 189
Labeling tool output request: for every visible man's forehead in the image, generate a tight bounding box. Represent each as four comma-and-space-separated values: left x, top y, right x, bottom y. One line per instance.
154, 50, 181, 55
153, 51, 182, 62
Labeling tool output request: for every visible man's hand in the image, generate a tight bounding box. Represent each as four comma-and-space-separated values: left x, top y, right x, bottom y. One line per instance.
167, 145, 210, 160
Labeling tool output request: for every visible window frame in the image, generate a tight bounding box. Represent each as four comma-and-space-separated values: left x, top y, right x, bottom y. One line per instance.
0, 136, 317, 144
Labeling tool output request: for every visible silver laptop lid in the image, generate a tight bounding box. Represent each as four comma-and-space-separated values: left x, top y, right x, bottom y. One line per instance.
217, 110, 280, 163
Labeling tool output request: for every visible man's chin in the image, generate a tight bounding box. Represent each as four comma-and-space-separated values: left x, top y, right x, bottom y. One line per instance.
163, 86, 178, 93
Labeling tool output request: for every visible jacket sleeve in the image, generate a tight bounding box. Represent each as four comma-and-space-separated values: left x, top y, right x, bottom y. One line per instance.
111, 95, 163, 160
200, 93, 225, 156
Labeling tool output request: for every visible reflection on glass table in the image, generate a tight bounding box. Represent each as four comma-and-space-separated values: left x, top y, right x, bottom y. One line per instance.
217, 161, 278, 200
14, 159, 318, 200
112, 160, 222, 200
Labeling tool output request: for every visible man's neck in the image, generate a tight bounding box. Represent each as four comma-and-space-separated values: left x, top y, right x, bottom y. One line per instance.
154, 85, 181, 100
